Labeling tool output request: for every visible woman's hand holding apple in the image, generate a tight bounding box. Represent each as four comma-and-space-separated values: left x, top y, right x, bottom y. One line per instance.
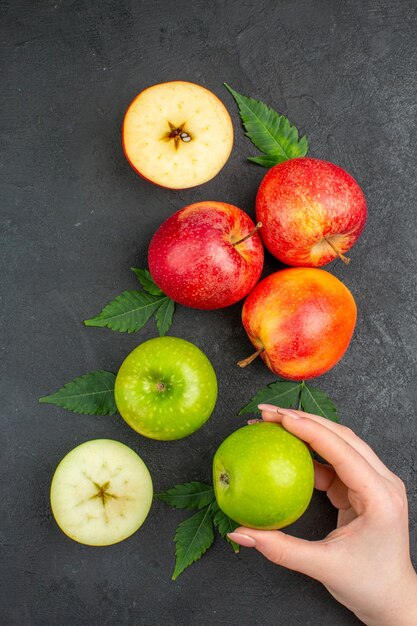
228, 407, 417, 626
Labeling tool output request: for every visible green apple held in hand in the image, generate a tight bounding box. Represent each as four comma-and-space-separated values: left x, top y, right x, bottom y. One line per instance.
115, 336, 217, 440
50, 439, 153, 546
213, 422, 314, 529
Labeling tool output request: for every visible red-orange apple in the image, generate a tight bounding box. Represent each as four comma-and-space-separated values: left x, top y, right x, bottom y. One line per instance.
256, 158, 367, 266
239, 268, 357, 380
122, 81, 233, 189
148, 201, 264, 309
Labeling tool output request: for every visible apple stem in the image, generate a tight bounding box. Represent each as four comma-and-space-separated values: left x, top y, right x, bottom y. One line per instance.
237, 347, 264, 368
325, 238, 350, 265
232, 222, 262, 247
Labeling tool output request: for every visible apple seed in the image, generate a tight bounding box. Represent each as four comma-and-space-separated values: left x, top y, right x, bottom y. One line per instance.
165, 121, 193, 149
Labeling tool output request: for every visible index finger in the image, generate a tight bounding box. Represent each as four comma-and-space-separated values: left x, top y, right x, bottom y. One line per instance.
275, 409, 387, 507
258, 404, 392, 479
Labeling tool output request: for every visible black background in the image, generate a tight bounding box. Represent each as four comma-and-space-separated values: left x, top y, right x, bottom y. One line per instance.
1, 1, 416, 624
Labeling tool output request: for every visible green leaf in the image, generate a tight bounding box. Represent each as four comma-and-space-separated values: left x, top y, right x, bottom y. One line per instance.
224, 83, 308, 165
210, 501, 240, 553
172, 506, 214, 580
84, 290, 164, 333
155, 481, 214, 511
131, 267, 164, 296
155, 297, 176, 336
301, 384, 339, 422
39, 371, 117, 416
239, 381, 303, 414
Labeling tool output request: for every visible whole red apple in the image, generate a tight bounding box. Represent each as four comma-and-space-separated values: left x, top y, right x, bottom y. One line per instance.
256, 158, 367, 267
239, 268, 356, 380
148, 201, 264, 309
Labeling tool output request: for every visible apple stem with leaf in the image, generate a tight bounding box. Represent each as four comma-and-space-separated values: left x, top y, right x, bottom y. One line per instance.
325, 238, 350, 265
232, 222, 262, 246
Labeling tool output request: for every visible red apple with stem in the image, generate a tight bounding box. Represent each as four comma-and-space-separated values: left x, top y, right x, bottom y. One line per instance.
239, 268, 357, 380
148, 201, 264, 309
256, 157, 367, 267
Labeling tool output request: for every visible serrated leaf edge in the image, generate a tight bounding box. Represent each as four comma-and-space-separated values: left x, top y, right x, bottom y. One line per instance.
224, 83, 308, 162
301, 384, 339, 422
172, 506, 214, 580
155, 297, 175, 337
154, 481, 214, 510
84, 290, 165, 333
38, 371, 118, 416
210, 501, 240, 553
239, 380, 303, 414
130, 267, 164, 296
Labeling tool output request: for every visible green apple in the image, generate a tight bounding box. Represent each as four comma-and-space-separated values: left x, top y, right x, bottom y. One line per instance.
213, 422, 314, 529
114, 336, 217, 440
50, 439, 153, 546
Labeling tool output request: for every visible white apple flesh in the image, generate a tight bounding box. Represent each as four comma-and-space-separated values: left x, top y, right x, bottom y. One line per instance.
50, 439, 153, 546
122, 81, 233, 189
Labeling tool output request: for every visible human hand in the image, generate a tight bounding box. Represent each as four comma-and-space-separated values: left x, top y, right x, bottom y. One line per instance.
227, 406, 417, 626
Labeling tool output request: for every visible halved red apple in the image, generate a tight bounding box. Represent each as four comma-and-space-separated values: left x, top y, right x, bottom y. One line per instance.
122, 81, 234, 189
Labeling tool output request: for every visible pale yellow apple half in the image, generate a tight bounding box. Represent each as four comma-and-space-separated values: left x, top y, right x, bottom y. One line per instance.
50, 439, 153, 546
122, 81, 234, 189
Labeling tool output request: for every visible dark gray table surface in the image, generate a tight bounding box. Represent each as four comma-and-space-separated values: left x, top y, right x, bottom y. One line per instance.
1, 1, 416, 624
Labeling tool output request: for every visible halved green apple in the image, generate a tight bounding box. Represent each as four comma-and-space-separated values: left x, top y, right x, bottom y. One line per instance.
50, 439, 153, 546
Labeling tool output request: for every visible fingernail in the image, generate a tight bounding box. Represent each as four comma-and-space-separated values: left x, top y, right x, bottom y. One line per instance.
258, 404, 301, 420
227, 532, 256, 547
247, 418, 263, 425
258, 403, 280, 412
276, 408, 301, 419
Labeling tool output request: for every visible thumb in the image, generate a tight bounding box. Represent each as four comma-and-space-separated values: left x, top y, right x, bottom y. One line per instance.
228, 527, 331, 581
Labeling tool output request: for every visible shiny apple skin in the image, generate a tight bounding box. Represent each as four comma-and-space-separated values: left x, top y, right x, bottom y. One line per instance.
213, 422, 314, 530
148, 201, 264, 309
114, 337, 217, 440
242, 268, 357, 380
256, 157, 367, 267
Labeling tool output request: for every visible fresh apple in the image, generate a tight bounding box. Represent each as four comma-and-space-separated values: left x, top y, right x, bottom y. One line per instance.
256, 157, 367, 266
122, 81, 233, 189
239, 267, 357, 380
114, 336, 217, 440
213, 422, 314, 529
148, 201, 264, 309
50, 439, 153, 546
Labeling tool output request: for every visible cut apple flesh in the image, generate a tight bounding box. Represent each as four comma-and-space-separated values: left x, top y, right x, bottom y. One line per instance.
122, 81, 233, 189
50, 439, 153, 546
